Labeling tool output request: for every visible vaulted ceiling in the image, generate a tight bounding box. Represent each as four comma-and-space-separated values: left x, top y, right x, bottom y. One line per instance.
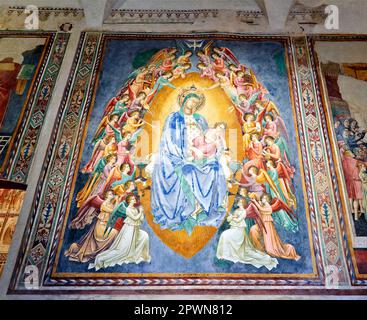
1, 0, 367, 33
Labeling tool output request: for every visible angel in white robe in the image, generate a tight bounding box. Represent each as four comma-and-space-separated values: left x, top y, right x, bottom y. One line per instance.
216, 197, 278, 270
89, 195, 150, 270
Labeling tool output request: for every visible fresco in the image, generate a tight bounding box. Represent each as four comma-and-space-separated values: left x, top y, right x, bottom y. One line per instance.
314, 39, 367, 277
15, 34, 365, 295
0, 32, 69, 182
0, 186, 26, 275
46, 37, 316, 278
0, 36, 46, 169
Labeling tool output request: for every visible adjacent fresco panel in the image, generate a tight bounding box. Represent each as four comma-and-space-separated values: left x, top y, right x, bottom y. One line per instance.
312, 36, 367, 279
10, 33, 360, 295
0, 32, 69, 183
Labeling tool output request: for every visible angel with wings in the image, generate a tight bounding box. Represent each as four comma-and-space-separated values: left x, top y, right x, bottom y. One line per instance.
197, 62, 218, 82
92, 113, 120, 144
89, 195, 151, 270
213, 46, 240, 67
241, 108, 266, 153
229, 93, 260, 119
76, 154, 117, 208
196, 40, 213, 64
81, 135, 117, 174
150, 71, 176, 93
216, 197, 278, 270
249, 194, 301, 261
263, 113, 289, 141
110, 94, 131, 119
265, 160, 298, 233
65, 190, 118, 263
121, 111, 145, 135
204, 71, 240, 105
107, 121, 140, 168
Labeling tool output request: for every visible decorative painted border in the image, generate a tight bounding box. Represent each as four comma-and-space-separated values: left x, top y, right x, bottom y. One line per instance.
0, 31, 70, 183
307, 34, 367, 285
8, 32, 363, 295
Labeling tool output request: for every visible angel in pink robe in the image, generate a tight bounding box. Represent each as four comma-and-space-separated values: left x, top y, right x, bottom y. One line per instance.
249, 194, 300, 261
81, 135, 116, 174
263, 114, 289, 141
197, 50, 212, 66
233, 70, 248, 96
197, 62, 218, 82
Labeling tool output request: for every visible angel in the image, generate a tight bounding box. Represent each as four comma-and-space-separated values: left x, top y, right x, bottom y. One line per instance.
213, 47, 240, 67
155, 53, 176, 76
263, 136, 294, 178
65, 190, 118, 263
249, 193, 300, 260
128, 90, 149, 113
216, 197, 278, 270
127, 84, 159, 115
122, 111, 144, 135
92, 113, 120, 144
228, 93, 260, 119
204, 71, 239, 105
241, 108, 266, 153
150, 71, 176, 93
110, 163, 136, 196
233, 70, 252, 96
197, 62, 218, 82
148, 47, 177, 68
196, 40, 213, 65
129, 68, 151, 95
245, 165, 282, 200
102, 158, 137, 196
76, 154, 117, 208
89, 195, 151, 270
247, 133, 264, 164
107, 122, 140, 168
172, 63, 191, 80
81, 135, 117, 174
263, 113, 289, 141
110, 94, 131, 119
265, 160, 298, 233
176, 50, 192, 66
266, 160, 296, 204
211, 53, 229, 75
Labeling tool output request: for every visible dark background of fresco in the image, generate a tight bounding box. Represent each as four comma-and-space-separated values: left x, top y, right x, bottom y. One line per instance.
56, 39, 314, 275
0, 45, 44, 166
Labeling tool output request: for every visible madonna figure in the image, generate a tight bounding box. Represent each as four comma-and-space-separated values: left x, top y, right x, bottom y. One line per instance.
150, 86, 228, 233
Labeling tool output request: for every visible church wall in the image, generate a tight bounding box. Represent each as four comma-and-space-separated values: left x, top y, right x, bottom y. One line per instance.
0, 7, 366, 299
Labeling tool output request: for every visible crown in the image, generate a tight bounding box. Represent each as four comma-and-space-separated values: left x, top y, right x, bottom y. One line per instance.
178, 84, 205, 111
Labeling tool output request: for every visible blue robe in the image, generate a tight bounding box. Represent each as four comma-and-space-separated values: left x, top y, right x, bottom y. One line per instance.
151, 111, 227, 232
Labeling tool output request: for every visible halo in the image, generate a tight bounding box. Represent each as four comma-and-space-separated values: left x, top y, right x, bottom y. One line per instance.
178, 85, 205, 112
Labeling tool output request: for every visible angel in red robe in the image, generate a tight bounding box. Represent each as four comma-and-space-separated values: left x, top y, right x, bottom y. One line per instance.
249, 194, 300, 261
211, 53, 228, 75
